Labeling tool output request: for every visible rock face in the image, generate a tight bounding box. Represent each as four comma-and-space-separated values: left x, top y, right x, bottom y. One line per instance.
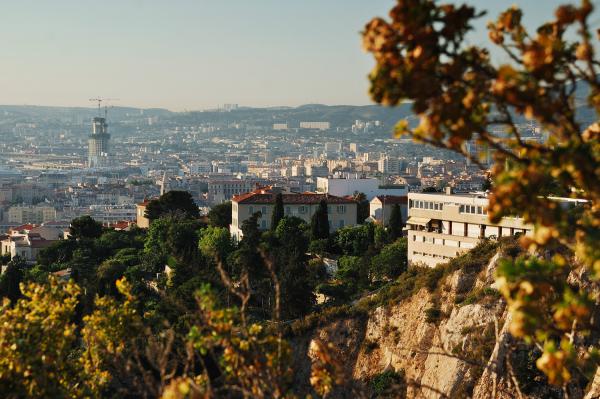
292, 252, 592, 398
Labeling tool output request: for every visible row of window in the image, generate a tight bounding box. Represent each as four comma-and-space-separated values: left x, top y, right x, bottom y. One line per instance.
409, 200, 487, 215
247, 205, 346, 215
412, 234, 475, 248
411, 251, 453, 260
409, 200, 444, 211
255, 219, 345, 229
459, 204, 485, 215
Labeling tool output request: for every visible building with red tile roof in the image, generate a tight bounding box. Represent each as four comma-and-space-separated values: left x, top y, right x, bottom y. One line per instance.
230, 187, 357, 240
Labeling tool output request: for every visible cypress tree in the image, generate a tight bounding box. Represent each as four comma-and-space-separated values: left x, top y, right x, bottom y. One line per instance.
0, 256, 25, 303
311, 199, 329, 240
271, 193, 284, 231
388, 203, 404, 240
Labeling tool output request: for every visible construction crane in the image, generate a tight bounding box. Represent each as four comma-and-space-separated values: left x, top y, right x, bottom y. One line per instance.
89, 97, 119, 118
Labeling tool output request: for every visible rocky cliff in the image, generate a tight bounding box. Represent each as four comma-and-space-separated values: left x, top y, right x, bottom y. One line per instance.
292, 245, 596, 398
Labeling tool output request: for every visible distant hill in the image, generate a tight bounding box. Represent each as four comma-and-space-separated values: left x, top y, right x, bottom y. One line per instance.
173, 103, 415, 128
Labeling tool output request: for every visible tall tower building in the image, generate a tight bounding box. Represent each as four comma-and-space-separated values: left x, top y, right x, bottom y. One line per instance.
88, 117, 110, 168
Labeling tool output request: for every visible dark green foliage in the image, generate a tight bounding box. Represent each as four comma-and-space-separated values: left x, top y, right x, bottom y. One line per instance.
336, 256, 370, 291
208, 201, 232, 228
387, 204, 404, 240
0, 256, 26, 303
69, 216, 103, 240
354, 192, 369, 224
37, 239, 78, 267
373, 225, 391, 249
370, 369, 406, 398
271, 193, 284, 231
0, 254, 11, 266
334, 224, 373, 256
97, 248, 140, 297
422, 186, 438, 193
371, 238, 408, 280
145, 190, 199, 221
271, 217, 315, 319
308, 238, 330, 257
310, 199, 329, 240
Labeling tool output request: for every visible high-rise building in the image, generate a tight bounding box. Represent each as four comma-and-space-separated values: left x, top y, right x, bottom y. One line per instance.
88, 117, 110, 168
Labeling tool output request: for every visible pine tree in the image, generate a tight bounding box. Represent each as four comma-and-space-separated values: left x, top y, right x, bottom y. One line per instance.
271, 193, 284, 231
0, 256, 26, 303
310, 199, 329, 240
388, 203, 404, 240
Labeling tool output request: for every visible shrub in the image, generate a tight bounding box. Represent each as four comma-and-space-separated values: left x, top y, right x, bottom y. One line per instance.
424, 306, 441, 324
362, 339, 379, 353
370, 369, 406, 398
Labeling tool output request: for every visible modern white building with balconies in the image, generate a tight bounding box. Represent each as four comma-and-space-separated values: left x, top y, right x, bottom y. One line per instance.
406, 191, 532, 267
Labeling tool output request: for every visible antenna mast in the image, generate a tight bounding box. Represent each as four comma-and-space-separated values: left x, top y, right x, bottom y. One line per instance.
89, 97, 119, 118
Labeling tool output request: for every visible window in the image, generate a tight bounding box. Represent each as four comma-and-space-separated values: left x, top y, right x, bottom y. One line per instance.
285, 206, 291, 215
249, 206, 254, 215
298, 206, 306, 214
477, 206, 483, 214
339, 220, 344, 228
337, 205, 346, 213
261, 220, 266, 229
261, 206, 267, 215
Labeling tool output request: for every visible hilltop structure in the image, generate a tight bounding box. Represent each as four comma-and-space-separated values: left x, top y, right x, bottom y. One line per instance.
88, 117, 110, 168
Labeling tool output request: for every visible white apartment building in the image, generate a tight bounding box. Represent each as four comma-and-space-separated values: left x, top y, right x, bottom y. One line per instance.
89, 205, 137, 224
230, 188, 357, 241
406, 192, 531, 267
378, 156, 402, 174
316, 177, 408, 200
300, 121, 330, 130
8, 205, 57, 225
208, 180, 257, 204
187, 162, 212, 175
324, 142, 342, 154
305, 163, 329, 178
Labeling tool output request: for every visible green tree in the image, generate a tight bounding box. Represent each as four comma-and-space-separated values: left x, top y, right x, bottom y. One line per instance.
145, 190, 199, 221
270, 193, 284, 231
334, 224, 373, 256
272, 217, 315, 319
36, 239, 78, 267
364, 0, 600, 383
371, 238, 408, 280
0, 256, 26, 303
208, 201, 232, 228
69, 215, 103, 240
199, 226, 235, 261
354, 192, 370, 224
336, 255, 370, 293
310, 199, 329, 240
388, 204, 404, 240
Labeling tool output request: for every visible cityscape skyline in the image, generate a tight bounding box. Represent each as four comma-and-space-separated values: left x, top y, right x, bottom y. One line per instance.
0, 0, 581, 111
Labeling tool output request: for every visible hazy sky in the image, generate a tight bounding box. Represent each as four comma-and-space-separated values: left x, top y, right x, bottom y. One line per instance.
0, 0, 591, 110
